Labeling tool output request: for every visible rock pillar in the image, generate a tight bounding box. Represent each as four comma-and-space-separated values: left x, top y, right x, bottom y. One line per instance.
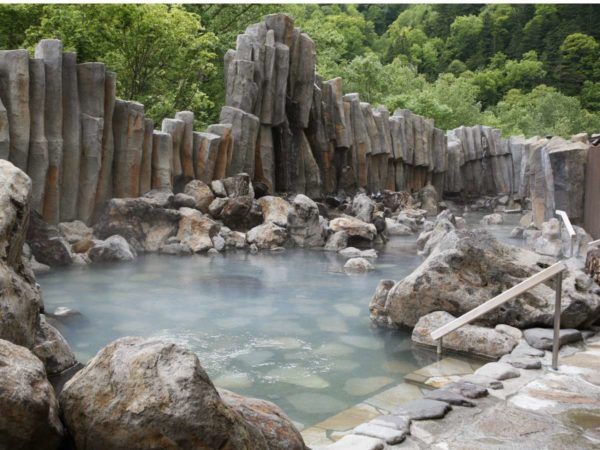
151, 131, 172, 191
139, 118, 154, 195
27, 59, 48, 213
113, 100, 144, 198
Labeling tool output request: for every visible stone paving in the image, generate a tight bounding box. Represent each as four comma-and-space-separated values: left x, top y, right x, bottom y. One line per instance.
304, 333, 600, 449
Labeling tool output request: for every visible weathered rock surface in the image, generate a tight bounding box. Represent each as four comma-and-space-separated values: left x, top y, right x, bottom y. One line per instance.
94, 191, 180, 252
394, 399, 451, 420
88, 235, 136, 263
176, 208, 219, 253
60, 337, 270, 450
330, 216, 377, 241
258, 196, 290, 227
183, 179, 215, 213
27, 212, 73, 266
371, 229, 600, 330
412, 311, 518, 359
32, 315, 78, 375
344, 257, 373, 273
523, 328, 582, 350
0, 339, 64, 450
246, 222, 288, 250
219, 389, 307, 450
288, 194, 323, 247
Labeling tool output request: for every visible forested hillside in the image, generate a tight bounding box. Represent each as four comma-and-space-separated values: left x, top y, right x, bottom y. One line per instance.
2, 3, 599, 136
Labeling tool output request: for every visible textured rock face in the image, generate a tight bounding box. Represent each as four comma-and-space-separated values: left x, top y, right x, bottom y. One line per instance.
27, 212, 73, 266
113, 101, 145, 198
258, 195, 291, 227
0, 339, 64, 450
183, 179, 215, 213
330, 216, 377, 241
60, 337, 269, 450
32, 315, 78, 375
371, 229, 600, 329
0, 160, 41, 348
351, 193, 375, 223
94, 191, 180, 252
219, 389, 307, 450
176, 208, 219, 253
287, 194, 323, 247
89, 235, 136, 262
246, 222, 288, 249
412, 311, 519, 359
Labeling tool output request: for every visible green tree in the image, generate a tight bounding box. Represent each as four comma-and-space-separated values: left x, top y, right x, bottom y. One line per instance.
24, 4, 219, 127
558, 33, 600, 95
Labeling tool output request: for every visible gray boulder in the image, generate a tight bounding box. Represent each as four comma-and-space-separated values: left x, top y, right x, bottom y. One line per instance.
32, 315, 78, 375
94, 190, 181, 252
351, 193, 375, 223
523, 328, 582, 350
176, 208, 219, 253
183, 179, 215, 213
344, 257, 373, 272
329, 216, 377, 241
88, 235, 136, 263
60, 337, 269, 450
287, 194, 324, 247
246, 222, 288, 250
411, 311, 518, 359
0, 338, 64, 450
370, 229, 600, 330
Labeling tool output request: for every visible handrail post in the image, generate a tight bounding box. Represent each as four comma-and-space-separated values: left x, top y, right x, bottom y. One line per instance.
552, 271, 563, 370
436, 337, 443, 359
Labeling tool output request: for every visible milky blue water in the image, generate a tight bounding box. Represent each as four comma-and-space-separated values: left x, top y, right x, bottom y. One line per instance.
37, 211, 522, 427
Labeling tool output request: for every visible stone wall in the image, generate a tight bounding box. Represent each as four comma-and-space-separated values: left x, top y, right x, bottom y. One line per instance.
0, 14, 596, 226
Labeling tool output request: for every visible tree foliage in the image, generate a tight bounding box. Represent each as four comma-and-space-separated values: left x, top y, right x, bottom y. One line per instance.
0, 3, 598, 136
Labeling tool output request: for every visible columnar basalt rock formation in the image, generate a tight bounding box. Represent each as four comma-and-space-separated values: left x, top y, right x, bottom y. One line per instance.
0, 14, 596, 232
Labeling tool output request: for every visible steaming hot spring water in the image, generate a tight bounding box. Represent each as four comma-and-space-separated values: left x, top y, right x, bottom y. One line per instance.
38, 212, 522, 427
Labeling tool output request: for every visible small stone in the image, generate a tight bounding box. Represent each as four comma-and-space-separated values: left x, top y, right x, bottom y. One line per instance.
444, 381, 489, 399
523, 328, 582, 350
495, 324, 523, 340
423, 389, 475, 407
511, 341, 545, 357
354, 422, 407, 445
323, 434, 384, 450
474, 362, 520, 381
500, 355, 542, 370
480, 213, 503, 225
460, 374, 504, 390
369, 415, 410, 432
393, 399, 451, 420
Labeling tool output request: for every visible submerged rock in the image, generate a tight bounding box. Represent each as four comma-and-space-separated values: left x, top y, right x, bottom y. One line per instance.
60, 337, 270, 450
344, 257, 374, 272
0, 339, 64, 450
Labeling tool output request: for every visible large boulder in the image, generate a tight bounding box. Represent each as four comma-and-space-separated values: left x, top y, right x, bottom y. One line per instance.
222, 173, 254, 198
32, 315, 78, 375
287, 194, 324, 247
329, 216, 377, 241
176, 208, 219, 253
95, 190, 181, 252
0, 339, 64, 450
0, 160, 42, 348
59, 337, 269, 450
370, 229, 600, 329
221, 196, 263, 231
351, 193, 375, 223
258, 196, 291, 227
219, 389, 307, 450
183, 179, 215, 213
27, 212, 73, 266
417, 184, 438, 216
411, 311, 519, 359
246, 222, 288, 250
88, 235, 137, 263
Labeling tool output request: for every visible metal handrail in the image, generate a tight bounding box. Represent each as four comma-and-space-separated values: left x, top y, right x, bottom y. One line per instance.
556, 210, 576, 257
430, 261, 567, 370
589, 239, 600, 249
